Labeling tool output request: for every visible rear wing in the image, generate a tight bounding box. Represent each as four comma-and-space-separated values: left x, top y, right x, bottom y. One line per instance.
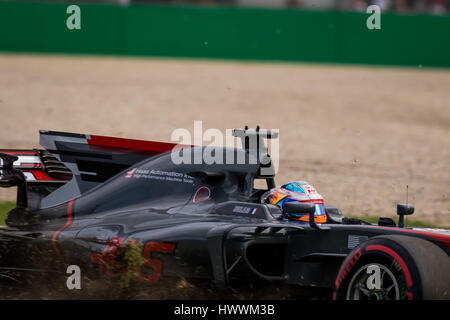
0, 150, 72, 210
0, 149, 72, 183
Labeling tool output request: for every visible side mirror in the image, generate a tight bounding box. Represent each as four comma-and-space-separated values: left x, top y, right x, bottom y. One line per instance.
397, 204, 414, 216
397, 203, 414, 228
282, 202, 316, 215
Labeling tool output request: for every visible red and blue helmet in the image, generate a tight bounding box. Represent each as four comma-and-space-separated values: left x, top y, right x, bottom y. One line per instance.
266, 181, 327, 224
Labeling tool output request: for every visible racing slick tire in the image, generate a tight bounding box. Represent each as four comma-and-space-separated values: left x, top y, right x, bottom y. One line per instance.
334, 235, 450, 300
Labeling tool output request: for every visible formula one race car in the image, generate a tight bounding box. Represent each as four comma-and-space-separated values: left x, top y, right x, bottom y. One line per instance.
0, 128, 449, 300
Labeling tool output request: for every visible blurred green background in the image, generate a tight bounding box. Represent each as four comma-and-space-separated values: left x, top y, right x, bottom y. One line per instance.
0, 1, 449, 67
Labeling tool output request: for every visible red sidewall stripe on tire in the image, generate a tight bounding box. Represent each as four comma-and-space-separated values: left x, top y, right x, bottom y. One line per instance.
334, 243, 415, 300
52, 199, 74, 259
365, 244, 414, 300
334, 248, 362, 289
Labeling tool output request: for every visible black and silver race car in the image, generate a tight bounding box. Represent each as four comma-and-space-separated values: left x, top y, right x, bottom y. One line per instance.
0, 128, 449, 300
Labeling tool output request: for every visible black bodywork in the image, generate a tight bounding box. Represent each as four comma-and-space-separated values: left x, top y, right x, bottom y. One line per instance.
0, 129, 449, 299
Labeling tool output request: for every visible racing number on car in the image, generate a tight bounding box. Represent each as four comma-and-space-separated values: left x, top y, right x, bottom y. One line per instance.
90, 236, 125, 276
91, 239, 175, 284
141, 242, 176, 283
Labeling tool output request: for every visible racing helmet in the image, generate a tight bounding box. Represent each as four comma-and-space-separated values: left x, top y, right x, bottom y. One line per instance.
265, 181, 327, 224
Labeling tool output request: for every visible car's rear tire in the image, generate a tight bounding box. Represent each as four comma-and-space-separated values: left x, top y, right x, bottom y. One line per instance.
334, 235, 450, 300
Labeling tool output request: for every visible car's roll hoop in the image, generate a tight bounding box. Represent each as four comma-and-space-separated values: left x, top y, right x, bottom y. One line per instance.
232, 126, 278, 188
232, 125, 278, 156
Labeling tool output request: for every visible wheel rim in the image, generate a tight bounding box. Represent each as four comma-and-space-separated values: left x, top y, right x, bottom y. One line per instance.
346, 263, 400, 300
